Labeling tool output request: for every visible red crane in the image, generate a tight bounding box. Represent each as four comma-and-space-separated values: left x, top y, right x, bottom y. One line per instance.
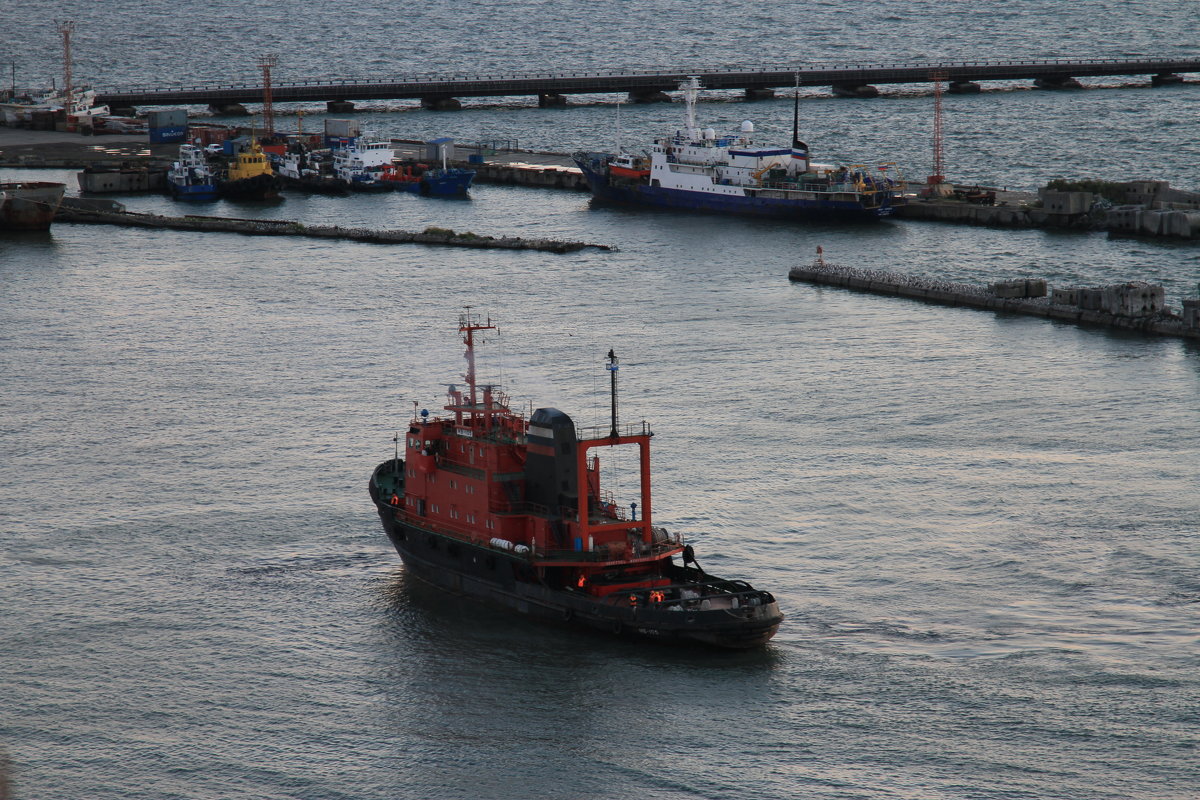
257, 54, 278, 137
928, 70, 947, 187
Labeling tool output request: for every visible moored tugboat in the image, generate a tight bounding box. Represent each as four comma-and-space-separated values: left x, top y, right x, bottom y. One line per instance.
216, 140, 282, 200
166, 144, 218, 201
368, 311, 783, 648
379, 161, 475, 196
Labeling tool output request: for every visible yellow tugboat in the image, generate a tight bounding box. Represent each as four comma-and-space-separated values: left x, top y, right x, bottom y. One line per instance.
217, 140, 281, 200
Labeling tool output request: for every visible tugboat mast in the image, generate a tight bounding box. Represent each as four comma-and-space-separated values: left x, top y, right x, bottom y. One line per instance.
459, 307, 495, 404
607, 349, 619, 437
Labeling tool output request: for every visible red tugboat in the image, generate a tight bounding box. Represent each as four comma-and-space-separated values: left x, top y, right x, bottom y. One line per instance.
368, 311, 783, 648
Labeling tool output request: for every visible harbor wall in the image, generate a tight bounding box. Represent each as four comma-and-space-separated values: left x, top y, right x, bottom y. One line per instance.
55, 202, 610, 253
787, 262, 1200, 340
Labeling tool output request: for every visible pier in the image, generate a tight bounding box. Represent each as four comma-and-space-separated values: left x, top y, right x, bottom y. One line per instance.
55, 198, 610, 253
95, 58, 1200, 112
788, 256, 1200, 340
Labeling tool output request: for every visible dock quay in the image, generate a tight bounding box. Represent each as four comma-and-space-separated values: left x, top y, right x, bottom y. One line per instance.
788, 255, 1200, 341
55, 198, 609, 253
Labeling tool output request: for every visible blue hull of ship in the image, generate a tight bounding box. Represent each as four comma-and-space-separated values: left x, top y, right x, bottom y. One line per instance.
168, 181, 217, 201
390, 168, 475, 196
574, 158, 894, 222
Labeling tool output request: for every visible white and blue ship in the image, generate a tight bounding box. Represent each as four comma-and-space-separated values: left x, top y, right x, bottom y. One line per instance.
166, 144, 218, 201
574, 77, 904, 221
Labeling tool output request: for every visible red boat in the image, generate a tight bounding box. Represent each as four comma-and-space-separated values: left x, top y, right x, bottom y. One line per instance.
606, 153, 651, 180
368, 310, 783, 648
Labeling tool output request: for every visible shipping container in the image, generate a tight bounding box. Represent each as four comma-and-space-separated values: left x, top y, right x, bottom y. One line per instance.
148, 108, 187, 128
149, 125, 187, 143
186, 123, 238, 145
223, 136, 252, 156
324, 118, 359, 138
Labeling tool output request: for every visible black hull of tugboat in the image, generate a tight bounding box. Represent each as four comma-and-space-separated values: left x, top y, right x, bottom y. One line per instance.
370, 491, 782, 649
217, 173, 282, 200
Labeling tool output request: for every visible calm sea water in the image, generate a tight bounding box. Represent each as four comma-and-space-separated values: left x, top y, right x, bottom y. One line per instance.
3, 2, 1200, 799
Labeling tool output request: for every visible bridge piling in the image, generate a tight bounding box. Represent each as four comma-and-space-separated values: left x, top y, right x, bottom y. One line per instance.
948, 80, 982, 94
1033, 76, 1083, 90
209, 102, 249, 116
421, 96, 462, 111
628, 89, 672, 104
832, 83, 880, 98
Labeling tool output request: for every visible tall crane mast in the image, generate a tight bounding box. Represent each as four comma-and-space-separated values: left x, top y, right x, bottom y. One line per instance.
928, 70, 947, 187
257, 54, 278, 137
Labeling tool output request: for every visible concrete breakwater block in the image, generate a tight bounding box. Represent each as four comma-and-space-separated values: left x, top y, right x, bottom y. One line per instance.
989, 279, 1046, 299
788, 260, 1200, 340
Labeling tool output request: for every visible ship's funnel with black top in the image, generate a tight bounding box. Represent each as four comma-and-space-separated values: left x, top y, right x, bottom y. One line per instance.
525, 407, 579, 512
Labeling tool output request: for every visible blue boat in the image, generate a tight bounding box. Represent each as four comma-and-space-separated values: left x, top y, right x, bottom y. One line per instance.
573, 77, 904, 222
166, 144, 218, 201
381, 162, 475, 196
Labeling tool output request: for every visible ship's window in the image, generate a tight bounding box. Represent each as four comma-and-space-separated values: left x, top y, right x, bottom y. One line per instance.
450, 507, 458, 519
450, 479, 457, 489
431, 504, 439, 513
467, 513, 475, 524
466, 485, 474, 495
486, 518, 494, 530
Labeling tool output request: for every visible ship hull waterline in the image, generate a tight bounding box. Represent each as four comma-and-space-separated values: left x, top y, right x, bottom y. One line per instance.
0, 182, 66, 231
371, 495, 783, 649
575, 159, 896, 222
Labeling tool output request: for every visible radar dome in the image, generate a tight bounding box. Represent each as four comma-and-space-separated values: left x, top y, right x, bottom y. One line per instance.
740, 120, 755, 133
703, 127, 716, 140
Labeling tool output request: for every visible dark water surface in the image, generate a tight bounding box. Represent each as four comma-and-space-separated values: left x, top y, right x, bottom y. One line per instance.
4, 2, 1200, 798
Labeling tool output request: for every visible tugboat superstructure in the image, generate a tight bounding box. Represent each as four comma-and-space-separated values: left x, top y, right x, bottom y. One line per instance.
368, 311, 782, 648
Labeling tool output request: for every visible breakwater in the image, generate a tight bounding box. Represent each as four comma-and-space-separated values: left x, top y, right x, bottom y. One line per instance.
788, 258, 1200, 340
55, 199, 609, 253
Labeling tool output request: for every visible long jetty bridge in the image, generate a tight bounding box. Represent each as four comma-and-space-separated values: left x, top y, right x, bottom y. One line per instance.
95, 58, 1199, 113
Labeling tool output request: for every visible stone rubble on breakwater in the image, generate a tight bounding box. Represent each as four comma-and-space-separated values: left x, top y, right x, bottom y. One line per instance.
900, 180, 1200, 241
54, 198, 610, 253
788, 255, 1200, 340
